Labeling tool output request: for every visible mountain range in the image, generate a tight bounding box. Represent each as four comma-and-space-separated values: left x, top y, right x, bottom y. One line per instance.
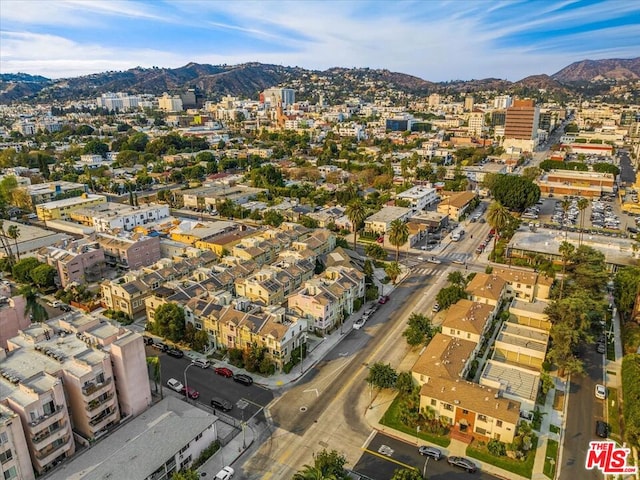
1, 57, 638, 105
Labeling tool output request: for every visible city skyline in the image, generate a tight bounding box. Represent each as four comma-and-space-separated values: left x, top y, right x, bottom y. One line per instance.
1, 0, 639, 81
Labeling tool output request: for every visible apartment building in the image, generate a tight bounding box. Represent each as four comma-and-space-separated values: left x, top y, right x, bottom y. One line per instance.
436, 191, 478, 221
25, 181, 88, 207
441, 300, 497, 347
97, 232, 161, 270
37, 240, 105, 288
364, 206, 411, 235
0, 291, 30, 349
0, 405, 36, 480
69, 203, 171, 232
169, 220, 238, 246
288, 266, 365, 333
36, 194, 107, 222
490, 267, 553, 302
235, 260, 315, 306
465, 273, 508, 306
396, 186, 438, 211
101, 270, 167, 317
158, 93, 183, 112
180, 185, 266, 210
412, 333, 521, 444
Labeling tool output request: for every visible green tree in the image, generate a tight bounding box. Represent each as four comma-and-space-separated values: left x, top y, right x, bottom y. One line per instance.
403, 312, 436, 346
30, 264, 57, 289
395, 371, 415, 395
12, 257, 41, 284
18, 285, 48, 322
436, 285, 467, 310
171, 470, 199, 480
446, 271, 466, 287
312, 449, 348, 479
6, 224, 21, 262
366, 362, 398, 390
385, 261, 402, 284
345, 199, 367, 250
391, 468, 422, 480
364, 243, 387, 260
263, 210, 284, 227
557, 241, 575, 300
146, 356, 163, 399
487, 201, 512, 253
250, 165, 284, 188
490, 174, 540, 212
153, 303, 186, 342
388, 219, 409, 262
577, 197, 589, 246
83, 139, 109, 157
613, 266, 640, 320
191, 330, 209, 353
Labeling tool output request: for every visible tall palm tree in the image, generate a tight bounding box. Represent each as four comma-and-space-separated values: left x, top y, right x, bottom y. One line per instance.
146, 356, 163, 399
18, 285, 48, 323
577, 197, 589, 246
345, 199, 367, 250
385, 261, 402, 285
486, 201, 511, 256
7, 225, 20, 261
558, 241, 575, 300
561, 198, 571, 234
0, 220, 15, 265
388, 219, 409, 262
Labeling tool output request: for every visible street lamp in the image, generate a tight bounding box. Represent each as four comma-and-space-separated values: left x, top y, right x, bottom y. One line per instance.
183, 363, 195, 403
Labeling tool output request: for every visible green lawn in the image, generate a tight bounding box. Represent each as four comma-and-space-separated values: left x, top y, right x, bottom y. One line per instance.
379, 395, 451, 448
543, 439, 559, 479
606, 336, 616, 361
607, 388, 621, 440
466, 436, 537, 479
549, 424, 560, 435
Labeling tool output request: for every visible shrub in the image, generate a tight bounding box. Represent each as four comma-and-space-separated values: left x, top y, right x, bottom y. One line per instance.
488, 439, 507, 457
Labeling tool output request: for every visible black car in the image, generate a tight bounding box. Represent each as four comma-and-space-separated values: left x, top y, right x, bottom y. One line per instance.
59, 304, 72, 312
233, 374, 253, 386
152, 342, 169, 352
596, 420, 609, 438
211, 397, 233, 412
596, 342, 606, 354
167, 348, 184, 358
418, 446, 443, 460
447, 456, 477, 473
142, 336, 154, 345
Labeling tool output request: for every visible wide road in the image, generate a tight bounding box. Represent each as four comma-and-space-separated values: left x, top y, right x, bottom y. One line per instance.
354, 432, 499, 480
558, 346, 605, 480
242, 258, 474, 479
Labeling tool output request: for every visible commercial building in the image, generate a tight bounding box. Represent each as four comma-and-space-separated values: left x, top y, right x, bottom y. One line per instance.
158, 93, 183, 112
503, 99, 540, 152
261, 87, 295, 107
0, 220, 71, 260
36, 194, 107, 222
536, 169, 616, 198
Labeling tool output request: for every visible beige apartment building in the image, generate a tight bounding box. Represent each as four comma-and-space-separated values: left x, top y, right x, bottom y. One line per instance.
0, 315, 151, 476
0, 404, 36, 480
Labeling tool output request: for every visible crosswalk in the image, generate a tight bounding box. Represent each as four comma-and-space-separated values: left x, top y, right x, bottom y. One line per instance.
408, 251, 475, 276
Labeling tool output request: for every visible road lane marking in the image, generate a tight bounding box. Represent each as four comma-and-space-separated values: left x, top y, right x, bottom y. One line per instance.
303, 388, 319, 397
362, 447, 418, 470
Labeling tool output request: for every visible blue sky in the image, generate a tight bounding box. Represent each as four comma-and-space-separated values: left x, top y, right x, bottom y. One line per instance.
1, 0, 639, 81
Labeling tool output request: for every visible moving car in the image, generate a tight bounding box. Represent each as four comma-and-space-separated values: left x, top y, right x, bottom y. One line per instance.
211, 397, 233, 412
191, 358, 211, 369
167, 348, 184, 358
595, 384, 606, 400
595, 420, 609, 438
182, 386, 200, 399
233, 374, 254, 386
418, 446, 443, 460
214, 367, 234, 378
167, 378, 184, 393
447, 456, 478, 473
214, 466, 234, 480
426, 256, 441, 264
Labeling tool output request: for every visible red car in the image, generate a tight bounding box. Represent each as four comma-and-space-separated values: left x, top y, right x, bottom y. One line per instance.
214, 367, 234, 378
181, 386, 200, 399
378, 295, 390, 304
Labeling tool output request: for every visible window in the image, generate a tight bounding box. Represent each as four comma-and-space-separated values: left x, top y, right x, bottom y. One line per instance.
430, 399, 437, 407
0, 433, 8, 445
449, 328, 455, 335
496, 420, 503, 427
0, 449, 13, 464
195, 433, 203, 441
462, 409, 469, 414
43, 400, 55, 415
477, 414, 487, 422
3, 466, 17, 480
442, 403, 453, 411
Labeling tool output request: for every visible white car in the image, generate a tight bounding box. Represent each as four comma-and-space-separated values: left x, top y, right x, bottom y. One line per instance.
167, 378, 184, 393
215, 466, 234, 480
595, 384, 606, 400
426, 257, 442, 264
353, 318, 366, 330
191, 358, 211, 369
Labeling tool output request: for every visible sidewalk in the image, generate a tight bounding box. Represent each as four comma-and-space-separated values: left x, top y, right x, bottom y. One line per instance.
197, 416, 256, 477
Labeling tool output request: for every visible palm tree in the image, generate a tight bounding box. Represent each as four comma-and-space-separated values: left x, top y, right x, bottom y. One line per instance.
146, 356, 163, 399
345, 199, 367, 250
7, 225, 20, 261
293, 465, 336, 480
18, 285, 48, 323
388, 219, 409, 262
0, 220, 14, 265
385, 261, 402, 285
486, 201, 511, 256
577, 197, 589, 245
558, 241, 575, 300
561, 198, 571, 233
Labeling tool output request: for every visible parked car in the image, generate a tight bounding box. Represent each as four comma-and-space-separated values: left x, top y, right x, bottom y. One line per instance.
152, 342, 169, 352
378, 295, 390, 304
447, 456, 478, 473
59, 304, 72, 312
214, 466, 234, 480
214, 367, 234, 378
191, 358, 211, 369
595, 420, 609, 438
353, 317, 366, 330
167, 348, 184, 358
182, 386, 200, 399
167, 378, 184, 393
142, 336, 154, 345
595, 384, 606, 400
418, 446, 443, 460
211, 397, 233, 412
233, 374, 254, 386
432, 302, 440, 313
596, 342, 606, 354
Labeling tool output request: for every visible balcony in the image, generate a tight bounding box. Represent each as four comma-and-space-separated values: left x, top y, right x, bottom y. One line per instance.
86, 392, 115, 412
89, 408, 118, 430
34, 435, 71, 461
28, 405, 65, 428
32, 421, 67, 446
82, 377, 112, 396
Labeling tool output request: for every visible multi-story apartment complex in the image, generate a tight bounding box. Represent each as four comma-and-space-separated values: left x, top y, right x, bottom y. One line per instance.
96, 232, 161, 270
0, 315, 150, 476
158, 93, 183, 112
179, 185, 266, 210
69, 203, 171, 232
37, 239, 105, 288
24, 181, 88, 207
0, 404, 36, 480
36, 194, 107, 222
96, 92, 140, 111
235, 259, 315, 306
396, 186, 438, 211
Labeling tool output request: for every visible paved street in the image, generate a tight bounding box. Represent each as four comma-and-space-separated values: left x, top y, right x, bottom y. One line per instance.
353, 432, 500, 480
558, 346, 605, 480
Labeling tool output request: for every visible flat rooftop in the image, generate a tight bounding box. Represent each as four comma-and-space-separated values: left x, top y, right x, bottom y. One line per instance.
481, 360, 540, 401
